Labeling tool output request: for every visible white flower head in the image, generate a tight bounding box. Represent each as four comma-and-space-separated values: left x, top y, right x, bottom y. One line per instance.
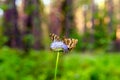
50, 41, 68, 52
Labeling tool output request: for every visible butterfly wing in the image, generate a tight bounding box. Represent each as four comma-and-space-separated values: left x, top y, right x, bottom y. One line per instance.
63, 38, 78, 51
49, 33, 60, 41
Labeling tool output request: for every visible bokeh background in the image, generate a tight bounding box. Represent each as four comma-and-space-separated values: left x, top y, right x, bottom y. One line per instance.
0, 0, 120, 80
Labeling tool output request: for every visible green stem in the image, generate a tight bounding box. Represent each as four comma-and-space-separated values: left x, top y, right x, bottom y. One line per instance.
54, 52, 60, 80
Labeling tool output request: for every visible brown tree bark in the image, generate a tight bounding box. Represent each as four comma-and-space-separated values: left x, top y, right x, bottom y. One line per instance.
49, 0, 75, 37
61, 0, 74, 37
90, 0, 95, 44
3, 0, 22, 48
24, 0, 43, 50
105, 0, 113, 33
49, 0, 63, 35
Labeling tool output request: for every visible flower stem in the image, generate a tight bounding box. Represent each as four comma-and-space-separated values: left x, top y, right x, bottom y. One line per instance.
54, 51, 60, 80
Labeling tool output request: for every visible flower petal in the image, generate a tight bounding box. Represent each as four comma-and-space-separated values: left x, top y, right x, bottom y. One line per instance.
50, 41, 68, 52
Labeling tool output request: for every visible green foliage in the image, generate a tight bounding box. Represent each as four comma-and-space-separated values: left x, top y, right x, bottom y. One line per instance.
23, 34, 34, 47
0, 4, 8, 11
0, 47, 55, 80
0, 47, 120, 80
61, 53, 120, 80
0, 36, 8, 47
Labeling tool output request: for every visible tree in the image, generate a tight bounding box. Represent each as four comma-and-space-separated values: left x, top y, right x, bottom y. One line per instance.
49, 0, 63, 35
3, 0, 22, 48
61, 0, 74, 37
49, 0, 77, 37
23, 0, 43, 50
105, 0, 114, 33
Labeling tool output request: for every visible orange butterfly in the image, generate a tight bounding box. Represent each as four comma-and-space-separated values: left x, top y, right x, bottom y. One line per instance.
50, 33, 78, 51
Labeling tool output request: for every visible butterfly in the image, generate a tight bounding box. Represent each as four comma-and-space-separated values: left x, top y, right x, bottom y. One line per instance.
50, 33, 78, 52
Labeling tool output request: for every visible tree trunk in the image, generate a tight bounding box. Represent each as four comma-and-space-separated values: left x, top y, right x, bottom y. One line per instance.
61, 0, 74, 37
90, 0, 95, 47
106, 0, 113, 33
24, 0, 43, 50
3, 0, 21, 48
49, 0, 63, 35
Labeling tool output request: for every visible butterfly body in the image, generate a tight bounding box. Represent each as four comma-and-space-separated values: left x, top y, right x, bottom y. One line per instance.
50, 33, 78, 52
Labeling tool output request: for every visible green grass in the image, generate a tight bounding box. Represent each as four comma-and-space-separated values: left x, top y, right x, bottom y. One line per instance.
0, 47, 120, 80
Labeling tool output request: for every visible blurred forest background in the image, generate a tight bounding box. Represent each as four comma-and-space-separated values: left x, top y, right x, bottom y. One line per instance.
0, 0, 120, 80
